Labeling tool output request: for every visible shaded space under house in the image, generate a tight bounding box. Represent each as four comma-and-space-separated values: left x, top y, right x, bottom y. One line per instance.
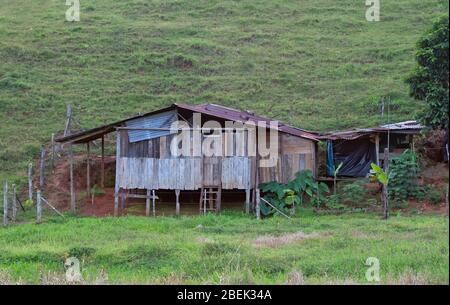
55, 103, 320, 216
320, 121, 425, 178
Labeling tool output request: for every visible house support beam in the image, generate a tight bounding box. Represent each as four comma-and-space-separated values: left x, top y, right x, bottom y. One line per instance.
114, 131, 121, 216
145, 189, 150, 217
175, 189, 180, 216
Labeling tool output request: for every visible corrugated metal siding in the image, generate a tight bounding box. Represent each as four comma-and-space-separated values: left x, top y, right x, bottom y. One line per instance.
126, 110, 177, 143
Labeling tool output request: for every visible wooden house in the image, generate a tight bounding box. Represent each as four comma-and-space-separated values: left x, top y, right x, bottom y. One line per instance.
56, 103, 319, 216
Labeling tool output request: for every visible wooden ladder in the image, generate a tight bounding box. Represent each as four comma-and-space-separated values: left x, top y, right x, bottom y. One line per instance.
199, 187, 221, 214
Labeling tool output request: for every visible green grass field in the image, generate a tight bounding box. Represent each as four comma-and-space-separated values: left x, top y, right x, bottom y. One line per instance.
0, 210, 448, 284
0, 0, 448, 187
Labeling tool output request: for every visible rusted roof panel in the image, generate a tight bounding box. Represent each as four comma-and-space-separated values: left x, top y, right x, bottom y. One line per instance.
320, 120, 425, 141
55, 103, 319, 144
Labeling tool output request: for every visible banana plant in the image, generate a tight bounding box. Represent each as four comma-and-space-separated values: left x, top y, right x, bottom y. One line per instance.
370, 163, 389, 186
333, 162, 343, 195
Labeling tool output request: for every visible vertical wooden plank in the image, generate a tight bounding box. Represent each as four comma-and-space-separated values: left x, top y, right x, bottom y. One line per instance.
101, 136, 105, 188
3, 181, 8, 226
375, 134, 380, 166
12, 184, 16, 223
160, 136, 167, 158
114, 130, 121, 217
36, 189, 42, 224
69, 145, 76, 213
86, 142, 91, 197
28, 163, 33, 201
175, 189, 180, 216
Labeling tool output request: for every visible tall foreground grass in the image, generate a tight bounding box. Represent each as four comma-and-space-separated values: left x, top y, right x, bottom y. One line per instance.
0, 211, 448, 284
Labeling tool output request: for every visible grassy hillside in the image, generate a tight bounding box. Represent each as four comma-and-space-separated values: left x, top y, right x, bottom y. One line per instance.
0, 211, 448, 284
0, 0, 448, 186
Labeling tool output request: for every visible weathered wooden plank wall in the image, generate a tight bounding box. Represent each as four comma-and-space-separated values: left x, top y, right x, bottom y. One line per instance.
118, 130, 316, 189
119, 157, 251, 190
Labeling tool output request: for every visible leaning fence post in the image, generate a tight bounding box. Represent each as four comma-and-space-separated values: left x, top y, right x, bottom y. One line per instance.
12, 184, 17, 223
3, 181, 8, 226
36, 190, 42, 224
28, 163, 33, 201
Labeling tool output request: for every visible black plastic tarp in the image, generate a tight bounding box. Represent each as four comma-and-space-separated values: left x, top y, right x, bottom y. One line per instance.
331, 137, 376, 177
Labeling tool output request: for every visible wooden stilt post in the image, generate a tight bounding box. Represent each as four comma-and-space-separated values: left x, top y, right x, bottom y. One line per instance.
101, 135, 105, 189
3, 181, 8, 227
152, 190, 156, 217
12, 184, 17, 223
28, 163, 33, 201
175, 189, 180, 216
383, 147, 389, 220
245, 188, 251, 214
39, 148, 46, 190
69, 145, 76, 213
145, 189, 150, 217
256, 188, 261, 220
86, 142, 91, 197
121, 189, 126, 209
114, 130, 121, 217
36, 190, 42, 224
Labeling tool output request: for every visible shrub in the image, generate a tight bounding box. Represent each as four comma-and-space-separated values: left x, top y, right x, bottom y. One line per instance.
340, 180, 367, 204
425, 186, 442, 205
388, 150, 421, 203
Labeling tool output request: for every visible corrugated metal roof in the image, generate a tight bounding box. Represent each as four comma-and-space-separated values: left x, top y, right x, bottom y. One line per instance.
378, 120, 425, 130
176, 103, 319, 141
126, 110, 177, 143
320, 120, 425, 140
55, 103, 319, 143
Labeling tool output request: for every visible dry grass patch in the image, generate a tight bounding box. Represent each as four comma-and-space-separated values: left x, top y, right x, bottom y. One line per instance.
252, 231, 323, 248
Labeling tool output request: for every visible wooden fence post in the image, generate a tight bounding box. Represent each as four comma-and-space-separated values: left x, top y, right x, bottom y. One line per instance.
3, 181, 8, 227
64, 104, 72, 137
36, 190, 42, 223
12, 184, 17, 223
256, 188, 261, 220
28, 163, 33, 201
39, 148, 46, 190
51, 133, 55, 171
383, 147, 389, 220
